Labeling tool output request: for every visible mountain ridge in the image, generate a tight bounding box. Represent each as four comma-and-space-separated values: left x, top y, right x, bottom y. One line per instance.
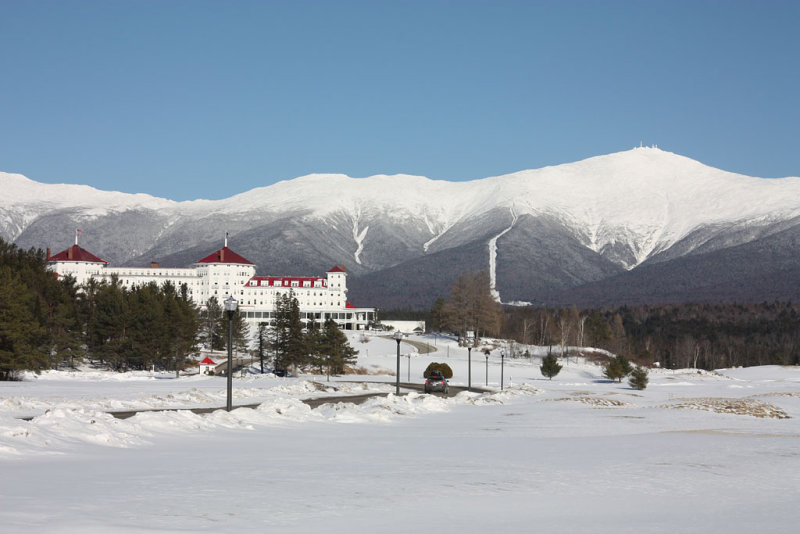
3, 147, 799, 308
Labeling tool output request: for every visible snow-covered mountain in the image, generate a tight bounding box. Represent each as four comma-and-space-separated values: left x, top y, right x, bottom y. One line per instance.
4, 147, 800, 308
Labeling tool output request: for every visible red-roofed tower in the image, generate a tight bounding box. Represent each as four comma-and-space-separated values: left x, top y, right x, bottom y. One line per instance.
192, 242, 256, 305
46, 243, 108, 285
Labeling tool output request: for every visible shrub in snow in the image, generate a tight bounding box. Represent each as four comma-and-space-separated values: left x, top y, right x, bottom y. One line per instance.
628, 366, 649, 390
423, 362, 453, 379
604, 355, 633, 383
540, 353, 562, 380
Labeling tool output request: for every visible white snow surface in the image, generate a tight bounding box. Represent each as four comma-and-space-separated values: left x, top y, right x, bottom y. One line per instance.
4, 147, 800, 267
2, 332, 799, 533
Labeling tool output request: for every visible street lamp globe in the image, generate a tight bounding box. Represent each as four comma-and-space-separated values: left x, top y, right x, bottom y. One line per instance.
224, 296, 238, 316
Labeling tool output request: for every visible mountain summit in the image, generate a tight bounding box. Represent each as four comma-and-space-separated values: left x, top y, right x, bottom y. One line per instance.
3, 147, 800, 308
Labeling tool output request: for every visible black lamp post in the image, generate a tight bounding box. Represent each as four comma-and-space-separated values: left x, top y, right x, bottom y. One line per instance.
225, 296, 238, 411
466, 331, 474, 392
485, 352, 489, 387
394, 330, 403, 395
501, 350, 505, 391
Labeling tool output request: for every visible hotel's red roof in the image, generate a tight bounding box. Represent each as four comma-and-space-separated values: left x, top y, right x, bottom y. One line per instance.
195, 247, 254, 265
47, 245, 108, 264
328, 265, 346, 273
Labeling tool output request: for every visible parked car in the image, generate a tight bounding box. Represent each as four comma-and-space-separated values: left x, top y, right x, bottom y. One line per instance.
424, 371, 449, 394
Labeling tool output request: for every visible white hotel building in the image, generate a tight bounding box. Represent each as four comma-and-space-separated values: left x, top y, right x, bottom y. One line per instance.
46, 240, 376, 330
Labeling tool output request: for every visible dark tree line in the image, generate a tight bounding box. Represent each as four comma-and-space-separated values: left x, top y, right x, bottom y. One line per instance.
498, 301, 800, 369
80, 278, 200, 371
1, 239, 233, 379
1, 240, 64, 379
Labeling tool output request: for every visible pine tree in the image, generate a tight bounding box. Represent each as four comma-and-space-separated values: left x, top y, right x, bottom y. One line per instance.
271, 292, 306, 372
91, 278, 130, 370
319, 318, 358, 377
270, 293, 290, 372
255, 322, 269, 373
228, 308, 250, 355
304, 319, 324, 374
0, 267, 49, 380
199, 297, 225, 352
628, 366, 649, 390
604, 355, 633, 382
284, 292, 307, 370
540, 352, 562, 380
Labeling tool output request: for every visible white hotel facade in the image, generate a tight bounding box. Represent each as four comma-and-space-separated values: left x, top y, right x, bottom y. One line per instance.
46, 240, 376, 331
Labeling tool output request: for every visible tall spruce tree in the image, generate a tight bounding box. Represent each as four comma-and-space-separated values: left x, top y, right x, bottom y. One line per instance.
540, 351, 563, 380
284, 292, 307, 370
228, 308, 250, 356
199, 297, 225, 352
0, 267, 49, 379
319, 318, 358, 378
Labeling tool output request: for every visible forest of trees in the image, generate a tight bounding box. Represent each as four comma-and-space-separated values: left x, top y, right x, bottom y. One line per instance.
257, 292, 357, 377
387, 269, 800, 370
0, 239, 205, 378
497, 302, 800, 369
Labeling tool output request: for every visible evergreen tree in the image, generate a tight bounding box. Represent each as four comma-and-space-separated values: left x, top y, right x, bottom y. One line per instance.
319, 318, 358, 378
270, 292, 306, 371
305, 319, 324, 375
47, 275, 84, 368
604, 355, 633, 382
284, 292, 307, 370
540, 351, 562, 380
270, 293, 291, 372
0, 267, 49, 379
90, 277, 130, 370
228, 308, 250, 355
628, 366, 649, 390
254, 322, 269, 373
199, 297, 225, 352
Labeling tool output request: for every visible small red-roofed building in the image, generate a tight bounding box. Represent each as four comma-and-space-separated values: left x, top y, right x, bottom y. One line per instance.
199, 356, 217, 375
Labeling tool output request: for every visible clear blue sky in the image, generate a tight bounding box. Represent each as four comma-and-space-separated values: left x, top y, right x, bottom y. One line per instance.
1, 0, 798, 201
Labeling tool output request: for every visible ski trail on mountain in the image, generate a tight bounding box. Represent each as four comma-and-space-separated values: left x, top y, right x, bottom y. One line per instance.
489, 205, 517, 303
423, 216, 456, 253
352, 210, 368, 265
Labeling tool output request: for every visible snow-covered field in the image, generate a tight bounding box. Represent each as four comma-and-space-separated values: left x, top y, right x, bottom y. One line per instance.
2, 333, 799, 533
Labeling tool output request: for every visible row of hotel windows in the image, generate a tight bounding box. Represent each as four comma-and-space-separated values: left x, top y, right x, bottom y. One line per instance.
243, 311, 356, 320
249, 279, 325, 288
